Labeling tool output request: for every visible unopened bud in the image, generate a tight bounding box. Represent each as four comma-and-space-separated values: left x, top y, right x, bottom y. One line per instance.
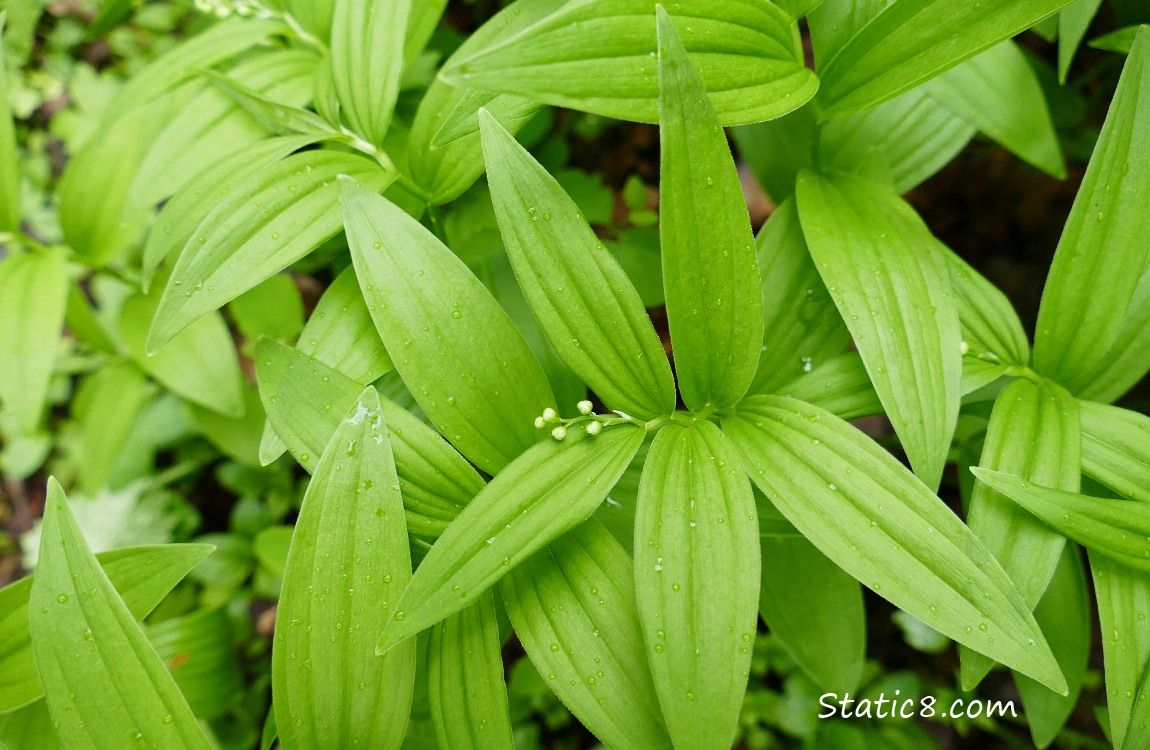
542, 407, 558, 422
551, 426, 568, 440
577, 400, 594, 415
534, 416, 545, 429
585, 421, 603, 436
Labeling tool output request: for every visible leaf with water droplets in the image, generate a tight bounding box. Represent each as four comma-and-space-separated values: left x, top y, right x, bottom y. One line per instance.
635, 420, 759, 749
297, 266, 394, 387
0, 543, 212, 713
148, 151, 393, 352
723, 395, 1066, 694
656, 11, 763, 411
816, 0, 1076, 119
502, 519, 672, 750
796, 171, 962, 490
480, 111, 674, 420
255, 340, 483, 538
273, 387, 415, 750
1033, 27, 1150, 388
441, 0, 816, 125
1090, 552, 1150, 749
960, 378, 1079, 689
377, 425, 645, 653
1080, 400, 1150, 504
340, 176, 554, 475
329, 0, 409, 146
426, 590, 514, 750
775, 351, 882, 421
28, 479, 212, 748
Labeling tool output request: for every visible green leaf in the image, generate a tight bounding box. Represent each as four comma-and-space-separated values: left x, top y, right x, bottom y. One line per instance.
0, 248, 67, 438
29, 480, 211, 748
775, 0, 825, 19
1059, 0, 1104, 80
377, 425, 645, 653
148, 151, 393, 352
1090, 552, 1150, 749
340, 177, 554, 474
0, 701, 58, 750
1080, 400, 1150, 503
141, 134, 319, 292
146, 607, 244, 719
819, 86, 976, 194
330, 0, 409, 146
656, 11, 762, 411
1015, 547, 1092, 749
635, 421, 759, 749
481, 112, 674, 419
501, 520, 672, 750
255, 340, 483, 537
121, 292, 245, 417
426, 591, 515, 750
296, 266, 393, 386
749, 200, 850, 395
795, 172, 961, 490
405, 0, 448, 65
441, 0, 817, 125
0, 544, 212, 713
1091, 25, 1141, 55
188, 382, 267, 467
1062, 265, 1150, 403
816, 0, 1074, 119
73, 361, 153, 495
775, 351, 882, 420
0, 24, 19, 234
731, 108, 816, 205
1033, 27, 1150, 385
723, 396, 1066, 694
229, 274, 305, 342
282, 0, 333, 41
758, 533, 865, 692
941, 244, 1030, 369
273, 388, 415, 750
199, 68, 338, 138
972, 469, 1150, 574
923, 41, 1065, 178
960, 378, 1079, 687
407, 0, 563, 205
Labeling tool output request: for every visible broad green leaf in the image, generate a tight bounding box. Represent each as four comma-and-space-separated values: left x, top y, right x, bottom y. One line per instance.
255, 340, 483, 537
146, 607, 244, 719
973, 469, 1150, 573
923, 41, 1065, 178
502, 520, 672, 750
0, 701, 57, 750
426, 592, 514, 750
121, 293, 245, 417
0, 544, 212, 713
0, 25, 19, 234
759, 533, 865, 692
1091, 552, 1150, 749
29, 480, 211, 748
775, 351, 882, 420
441, 0, 817, 125
229, 274, 305, 342
731, 107, 816, 205
635, 421, 759, 749
723, 396, 1066, 694
148, 151, 392, 352
1080, 400, 1150, 503
960, 379, 1079, 687
819, 86, 976, 194
1015, 547, 1092, 750
0, 248, 67, 438
73, 361, 153, 495
941, 244, 1030, 369
407, 0, 563, 205
657, 11, 762, 411
141, 134, 319, 292
188, 382, 267, 467
297, 266, 393, 386
808, 0, 890, 66
1033, 28, 1150, 384
273, 388, 415, 750
1059, 0, 1104, 80
199, 68, 337, 138
330, 0, 409, 146
340, 177, 554, 474
795, 172, 961, 489
282, 0, 334, 41
1065, 263, 1150, 403
816, 0, 1074, 119
405, 0, 448, 65
749, 200, 850, 396
480, 112, 674, 419
377, 425, 645, 653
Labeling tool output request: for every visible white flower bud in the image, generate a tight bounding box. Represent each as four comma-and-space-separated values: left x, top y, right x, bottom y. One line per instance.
960, 340, 970, 356
534, 416, 545, 429
551, 426, 568, 440
542, 407, 558, 422
577, 400, 594, 415
585, 421, 603, 436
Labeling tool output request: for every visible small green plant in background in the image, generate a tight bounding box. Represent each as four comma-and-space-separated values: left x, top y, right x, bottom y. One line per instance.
1, 0, 1150, 748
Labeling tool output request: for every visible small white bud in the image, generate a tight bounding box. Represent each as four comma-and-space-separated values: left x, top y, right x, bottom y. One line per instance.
577, 400, 594, 415
959, 340, 970, 356
534, 416, 545, 429
586, 421, 603, 436
551, 426, 568, 440
542, 407, 558, 422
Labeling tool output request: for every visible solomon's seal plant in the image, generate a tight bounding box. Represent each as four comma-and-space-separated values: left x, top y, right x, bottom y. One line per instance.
1, 0, 1149, 748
